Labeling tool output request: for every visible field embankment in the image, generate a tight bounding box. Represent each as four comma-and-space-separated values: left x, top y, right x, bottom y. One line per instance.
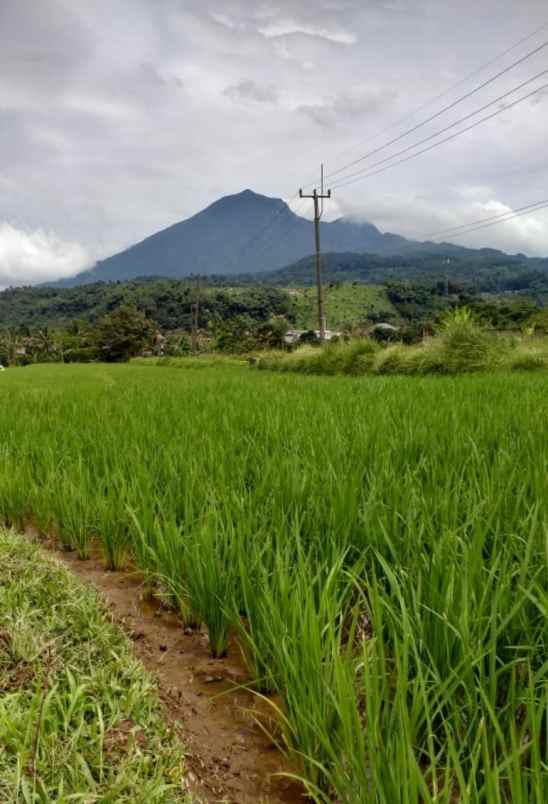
0, 529, 189, 802
1, 364, 547, 802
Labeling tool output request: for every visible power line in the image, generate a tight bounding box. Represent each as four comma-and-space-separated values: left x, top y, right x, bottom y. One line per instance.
426, 198, 548, 239
332, 79, 548, 190
429, 201, 548, 240
226, 191, 301, 273
330, 69, 548, 189
300, 19, 548, 190
326, 37, 548, 184
239, 195, 310, 271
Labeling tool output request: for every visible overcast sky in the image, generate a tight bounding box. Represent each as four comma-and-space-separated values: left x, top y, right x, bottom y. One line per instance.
2, 0, 548, 287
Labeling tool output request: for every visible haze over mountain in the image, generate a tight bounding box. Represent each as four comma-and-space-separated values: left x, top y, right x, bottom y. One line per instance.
54, 190, 517, 287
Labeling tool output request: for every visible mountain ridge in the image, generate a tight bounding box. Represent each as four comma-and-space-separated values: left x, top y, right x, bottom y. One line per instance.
51, 189, 538, 287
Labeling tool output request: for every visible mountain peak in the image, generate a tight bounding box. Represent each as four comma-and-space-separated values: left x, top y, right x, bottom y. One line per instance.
50, 188, 500, 287
224, 188, 285, 205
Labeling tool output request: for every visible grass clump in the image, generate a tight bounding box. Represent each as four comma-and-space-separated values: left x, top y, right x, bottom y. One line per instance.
0, 529, 189, 803
257, 339, 379, 375
258, 307, 545, 377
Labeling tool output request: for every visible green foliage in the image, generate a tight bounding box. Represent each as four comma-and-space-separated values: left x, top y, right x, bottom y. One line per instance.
214, 315, 289, 353
1, 364, 547, 802
164, 332, 191, 356
213, 315, 261, 353
528, 307, 548, 334
271, 250, 548, 292
258, 310, 544, 377
0, 530, 188, 802
259, 339, 379, 376
0, 278, 295, 333
94, 304, 155, 362
291, 282, 397, 330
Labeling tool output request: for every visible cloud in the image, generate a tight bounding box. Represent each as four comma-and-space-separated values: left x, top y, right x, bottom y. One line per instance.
224, 79, 279, 104
0, 223, 93, 289
299, 86, 397, 127
257, 19, 357, 45
335, 190, 548, 256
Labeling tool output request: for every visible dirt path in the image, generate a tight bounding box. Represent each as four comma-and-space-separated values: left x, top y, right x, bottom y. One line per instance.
32, 535, 305, 804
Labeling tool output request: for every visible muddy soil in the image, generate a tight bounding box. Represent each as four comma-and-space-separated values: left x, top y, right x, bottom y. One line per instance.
31, 534, 306, 804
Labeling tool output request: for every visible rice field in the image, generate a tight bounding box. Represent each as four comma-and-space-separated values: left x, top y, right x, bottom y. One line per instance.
1, 363, 547, 803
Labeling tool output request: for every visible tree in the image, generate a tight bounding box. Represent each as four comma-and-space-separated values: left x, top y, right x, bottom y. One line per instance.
94, 305, 154, 362
0, 330, 20, 366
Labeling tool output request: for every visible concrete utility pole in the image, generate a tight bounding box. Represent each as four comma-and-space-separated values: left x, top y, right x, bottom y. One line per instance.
299, 165, 331, 343
191, 275, 201, 353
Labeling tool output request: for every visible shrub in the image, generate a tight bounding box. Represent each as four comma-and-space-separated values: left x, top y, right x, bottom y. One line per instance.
509, 348, 548, 371
63, 346, 101, 363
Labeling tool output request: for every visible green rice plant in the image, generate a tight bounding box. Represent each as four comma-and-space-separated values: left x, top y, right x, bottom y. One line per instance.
1, 363, 547, 801
129, 510, 196, 624
95, 484, 132, 571
183, 513, 238, 658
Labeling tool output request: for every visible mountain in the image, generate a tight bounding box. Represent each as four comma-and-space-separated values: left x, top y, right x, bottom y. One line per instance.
60, 190, 403, 286
54, 189, 541, 288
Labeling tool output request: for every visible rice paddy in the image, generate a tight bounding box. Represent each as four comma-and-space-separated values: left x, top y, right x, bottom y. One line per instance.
1, 362, 547, 802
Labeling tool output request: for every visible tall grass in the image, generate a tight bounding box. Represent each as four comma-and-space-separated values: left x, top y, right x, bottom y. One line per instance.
257, 310, 548, 377
0, 362, 546, 801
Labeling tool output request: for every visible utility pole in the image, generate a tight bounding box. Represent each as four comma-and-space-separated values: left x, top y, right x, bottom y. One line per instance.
191, 275, 201, 353
299, 165, 331, 343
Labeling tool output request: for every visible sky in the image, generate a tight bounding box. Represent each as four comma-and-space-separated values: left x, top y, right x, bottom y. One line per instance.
1, 0, 548, 288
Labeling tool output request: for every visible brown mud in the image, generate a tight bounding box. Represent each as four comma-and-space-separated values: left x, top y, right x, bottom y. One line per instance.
25, 530, 306, 804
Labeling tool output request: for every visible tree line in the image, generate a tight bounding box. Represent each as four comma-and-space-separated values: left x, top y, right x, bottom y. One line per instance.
1, 276, 546, 366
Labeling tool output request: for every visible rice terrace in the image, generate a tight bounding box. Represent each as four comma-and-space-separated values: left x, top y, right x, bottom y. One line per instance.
3, 1, 548, 802
1, 360, 546, 802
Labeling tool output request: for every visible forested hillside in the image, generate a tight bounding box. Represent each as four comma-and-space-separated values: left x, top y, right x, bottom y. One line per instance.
267, 251, 548, 290
0, 279, 293, 331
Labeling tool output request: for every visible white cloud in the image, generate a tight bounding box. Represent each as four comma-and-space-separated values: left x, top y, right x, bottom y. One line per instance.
0, 223, 93, 289
335, 191, 548, 256
258, 19, 357, 44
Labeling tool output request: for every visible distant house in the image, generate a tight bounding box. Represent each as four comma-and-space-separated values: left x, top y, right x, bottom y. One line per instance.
284, 329, 341, 345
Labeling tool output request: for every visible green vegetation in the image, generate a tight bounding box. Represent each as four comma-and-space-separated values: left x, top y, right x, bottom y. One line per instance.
291, 283, 396, 330
1, 363, 546, 802
0, 279, 293, 332
0, 528, 188, 803
267, 250, 548, 290
1, 274, 547, 368
258, 309, 548, 376
95, 304, 156, 362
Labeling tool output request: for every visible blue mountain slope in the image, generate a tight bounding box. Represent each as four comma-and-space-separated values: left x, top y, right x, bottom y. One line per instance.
58, 189, 520, 286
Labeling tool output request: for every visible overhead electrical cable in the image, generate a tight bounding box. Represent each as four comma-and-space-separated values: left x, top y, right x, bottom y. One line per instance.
429, 201, 548, 239
225, 191, 303, 272
425, 198, 548, 239
300, 19, 548, 190
330, 69, 548, 189
330, 80, 548, 190
325, 38, 548, 184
